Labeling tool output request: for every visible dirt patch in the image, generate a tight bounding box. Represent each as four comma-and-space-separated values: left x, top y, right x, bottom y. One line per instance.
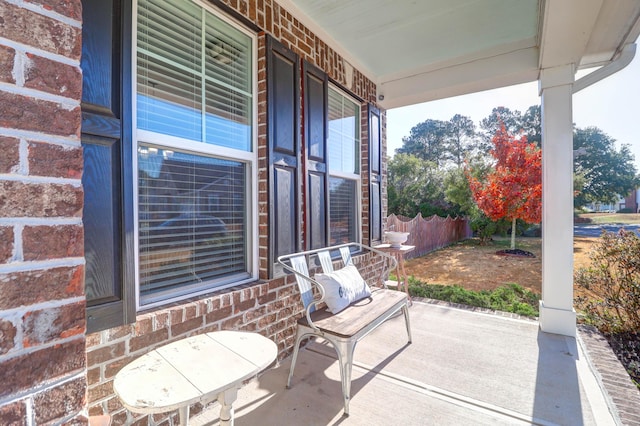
404, 236, 598, 294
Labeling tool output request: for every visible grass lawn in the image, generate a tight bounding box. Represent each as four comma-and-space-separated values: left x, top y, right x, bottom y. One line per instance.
577, 212, 640, 224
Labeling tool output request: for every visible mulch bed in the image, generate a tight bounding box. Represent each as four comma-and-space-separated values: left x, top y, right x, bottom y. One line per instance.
495, 249, 536, 258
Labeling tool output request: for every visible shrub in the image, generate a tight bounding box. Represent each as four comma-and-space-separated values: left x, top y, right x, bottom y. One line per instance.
575, 230, 640, 333
470, 215, 497, 244
408, 280, 540, 317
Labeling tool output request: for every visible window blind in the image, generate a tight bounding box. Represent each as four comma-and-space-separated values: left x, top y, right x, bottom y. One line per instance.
329, 177, 357, 244
137, 0, 252, 151
328, 89, 358, 174
327, 87, 360, 244
138, 146, 248, 303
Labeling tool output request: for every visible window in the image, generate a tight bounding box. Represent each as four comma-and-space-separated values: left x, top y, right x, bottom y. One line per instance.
135, 0, 256, 307
328, 87, 361, 244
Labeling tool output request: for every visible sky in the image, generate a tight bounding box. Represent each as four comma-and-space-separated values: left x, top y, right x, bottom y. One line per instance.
387, 54, 640, 168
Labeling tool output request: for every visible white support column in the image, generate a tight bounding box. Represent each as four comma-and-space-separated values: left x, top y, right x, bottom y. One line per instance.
539, 64, 576, 337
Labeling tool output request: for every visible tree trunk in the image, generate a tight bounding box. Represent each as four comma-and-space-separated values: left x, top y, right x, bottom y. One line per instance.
511, 217, 517, 250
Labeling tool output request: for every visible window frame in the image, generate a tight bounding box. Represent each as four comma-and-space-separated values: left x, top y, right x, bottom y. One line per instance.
132, 0, 259, 310
327, 84, 362, 245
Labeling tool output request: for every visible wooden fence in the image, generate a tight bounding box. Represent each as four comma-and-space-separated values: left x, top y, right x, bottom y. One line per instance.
386, 213, 473, 259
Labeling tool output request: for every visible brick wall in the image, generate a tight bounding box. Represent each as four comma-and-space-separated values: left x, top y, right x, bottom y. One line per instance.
0, 0, 386, 424
86, 2, 386, 423
0, 0, 86, 424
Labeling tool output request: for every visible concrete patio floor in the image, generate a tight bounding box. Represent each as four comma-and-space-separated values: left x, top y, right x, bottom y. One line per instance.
192, 301, 621, 425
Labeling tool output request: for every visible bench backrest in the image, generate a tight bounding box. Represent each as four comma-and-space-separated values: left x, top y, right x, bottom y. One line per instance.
289, 255, 315, 312
290, 247, 351, 311
277, 242, 397, 314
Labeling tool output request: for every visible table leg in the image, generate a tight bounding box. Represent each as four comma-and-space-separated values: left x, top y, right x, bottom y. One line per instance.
218, 387, 238, 426
397, 253, 412, 304
178, 405, 189, 426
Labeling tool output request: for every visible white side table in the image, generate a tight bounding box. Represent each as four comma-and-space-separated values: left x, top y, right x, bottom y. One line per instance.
375, 244, 416, 300
113, 330, 277, 425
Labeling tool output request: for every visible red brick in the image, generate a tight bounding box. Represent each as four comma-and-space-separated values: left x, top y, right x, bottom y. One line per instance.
33, 377, 86, 424
106, 396, 123, 411
106, 324, 132, 341
170, 316, 203, 337
184, 303, 197, 320
0, 1, 81, 59
204, 305, 233, 324
0, 226, 14, 263
154, 311, 169, 330
257, 291, 276, 305
88, 405, 103, 417
0, 400, 27, 426
87, 381, 112, 403
135, 315, 153, 335
0, 137, 20, 174
87, 366, 100, 385
22, 301, 85, 347
0, 91, 81, 136
104, 355, 136, 379
61, 415, 89, 426
0, 45, 15, 83
0, 181, 83, 217
24, 53, 82, 98
0, 266, 84, 310
233, 297, 256, 314
0, 319, 17, 355
28, 141, 82, 178
26, 0, 82, 20
110, 411, 127, 426
85, 331, 101, 348
23, 224, 83, 260
129, 329, 169, 353
131, 415, 151, 426
86, 341, 125, 366
0, 338, 85, 398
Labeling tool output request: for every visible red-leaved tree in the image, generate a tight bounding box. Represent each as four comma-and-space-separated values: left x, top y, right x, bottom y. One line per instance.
467, 123, 542, 250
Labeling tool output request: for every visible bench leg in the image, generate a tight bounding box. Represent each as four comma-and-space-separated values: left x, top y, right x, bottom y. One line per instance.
287, 327, 307, 389
402, 304, 412, 344
334, 340, 357, 416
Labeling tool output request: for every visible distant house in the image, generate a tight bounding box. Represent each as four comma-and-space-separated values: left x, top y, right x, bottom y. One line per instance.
585, 194, 626, 213
623, 188, 640, 212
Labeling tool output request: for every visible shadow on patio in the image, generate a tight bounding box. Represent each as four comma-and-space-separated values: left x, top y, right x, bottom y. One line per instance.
192, 301, 616, 425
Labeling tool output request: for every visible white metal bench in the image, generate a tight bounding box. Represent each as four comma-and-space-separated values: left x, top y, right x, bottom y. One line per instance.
278, 242, 412, 416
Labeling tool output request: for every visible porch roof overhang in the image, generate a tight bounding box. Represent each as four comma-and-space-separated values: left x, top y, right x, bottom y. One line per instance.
280, 0, 640, 109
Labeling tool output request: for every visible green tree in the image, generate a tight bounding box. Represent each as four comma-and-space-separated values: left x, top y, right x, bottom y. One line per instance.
573, 127, 638, 207
445, 114, 476, 167
443, 155, 490, 216
521, 105, 542, 146
396, 119, 449, 167
388, 154, 447, 217
479, 107, 523, 152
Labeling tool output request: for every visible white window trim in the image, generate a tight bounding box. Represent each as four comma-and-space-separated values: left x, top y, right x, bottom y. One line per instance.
132, 0, 258, 310
327, 85, 362, 244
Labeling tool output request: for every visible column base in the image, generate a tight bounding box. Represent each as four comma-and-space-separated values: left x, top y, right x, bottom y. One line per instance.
539, 301, 576, 337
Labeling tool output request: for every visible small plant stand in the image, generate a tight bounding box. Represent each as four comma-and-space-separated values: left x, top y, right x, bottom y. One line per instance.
375, 244, 415, 301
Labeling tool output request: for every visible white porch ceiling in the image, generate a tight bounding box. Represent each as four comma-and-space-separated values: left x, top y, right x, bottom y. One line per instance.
280, 0, 640, 109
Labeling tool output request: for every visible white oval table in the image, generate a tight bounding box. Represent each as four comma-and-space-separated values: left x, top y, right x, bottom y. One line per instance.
113, 331, 277, 425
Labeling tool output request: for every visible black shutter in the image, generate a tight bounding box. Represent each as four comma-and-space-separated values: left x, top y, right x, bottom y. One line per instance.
267, 37, 301, 276
303, 61, 328, 250
369, 105, 383, 242
81, 0, 135, 332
